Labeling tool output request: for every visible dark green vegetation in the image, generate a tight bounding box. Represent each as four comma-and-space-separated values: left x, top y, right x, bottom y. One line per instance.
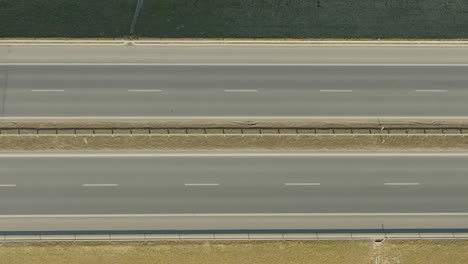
1, 0, 467, 38
0, 0, 134, 37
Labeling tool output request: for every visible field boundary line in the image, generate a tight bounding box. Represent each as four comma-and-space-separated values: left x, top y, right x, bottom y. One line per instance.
0, 133, 465, 137
1, 39, 468, 46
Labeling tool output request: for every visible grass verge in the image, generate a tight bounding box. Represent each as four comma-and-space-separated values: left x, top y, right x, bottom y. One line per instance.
1, 135, 468, 152
0, 240, 374, 264
1, 240, 468, 264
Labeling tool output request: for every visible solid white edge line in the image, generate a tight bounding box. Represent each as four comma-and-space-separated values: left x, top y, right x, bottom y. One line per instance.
0, 213, 468, 218
5, 44, 468, 48
0, 153, 467, 158
285, 183, 321, 186
1, 133, 464, 137
0, 184, 16, 187
1, 39, 468, 42
2, 63, 468, 66
2, 40, 468, 45
2, 116, 468, 120
384, 183, 421, 186
82, 184, 119, 187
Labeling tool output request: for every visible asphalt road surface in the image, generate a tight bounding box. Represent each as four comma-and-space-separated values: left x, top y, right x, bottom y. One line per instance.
1, 45, 468, 119
1, 153, 468, 231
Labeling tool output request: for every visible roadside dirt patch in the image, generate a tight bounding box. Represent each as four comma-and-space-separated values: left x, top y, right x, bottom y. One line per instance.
0, 240, 373, 264
1, 135, 468, 152
1, 240, 468, 264
377, 240, 468, 264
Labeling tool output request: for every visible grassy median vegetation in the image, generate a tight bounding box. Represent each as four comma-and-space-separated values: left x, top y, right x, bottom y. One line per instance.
1, 240, 468, 264
1, 0, 468, 38
2, 135, 468, 152
1, 120, 468, 152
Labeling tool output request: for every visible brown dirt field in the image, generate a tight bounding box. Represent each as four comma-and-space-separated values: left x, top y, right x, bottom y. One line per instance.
377, 240, 468, 264
0, 240, 374, 264
1, 240, 468, 264
1, 135, 468, 152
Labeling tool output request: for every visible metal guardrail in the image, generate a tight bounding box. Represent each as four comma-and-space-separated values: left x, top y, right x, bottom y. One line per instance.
0, 127, 467, 136
0, 232, 467, 242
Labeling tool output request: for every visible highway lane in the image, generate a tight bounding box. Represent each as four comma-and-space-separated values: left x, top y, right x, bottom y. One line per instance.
1, 64, 468, 118
1, 152, 468, 231
1, 153, 468, 215
1, 45, 468, 119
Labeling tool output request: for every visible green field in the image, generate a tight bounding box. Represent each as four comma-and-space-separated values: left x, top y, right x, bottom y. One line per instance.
1, 0, 468, 38
0, 0, 134, 38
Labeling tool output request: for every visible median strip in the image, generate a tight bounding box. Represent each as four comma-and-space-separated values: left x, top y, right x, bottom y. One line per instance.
0, 120, 468, 152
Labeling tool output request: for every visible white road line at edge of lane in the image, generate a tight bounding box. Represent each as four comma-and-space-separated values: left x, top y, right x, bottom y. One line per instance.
2, 63, 468, 66
0, 153, 467, 158
2, 40, 468, 45
0, 184, 16, 187
2, 116, 468, 120
1, 213, 468, 217
2, 39, 468, 42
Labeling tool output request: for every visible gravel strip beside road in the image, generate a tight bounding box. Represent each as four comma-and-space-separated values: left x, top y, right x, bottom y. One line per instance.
1, 135, 468, 152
